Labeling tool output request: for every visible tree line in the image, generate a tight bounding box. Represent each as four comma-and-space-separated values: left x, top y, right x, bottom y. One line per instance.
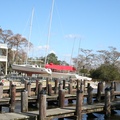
1, 28, 120, 81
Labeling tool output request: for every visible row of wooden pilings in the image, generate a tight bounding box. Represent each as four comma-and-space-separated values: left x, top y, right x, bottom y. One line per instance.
0, 79, 117, 120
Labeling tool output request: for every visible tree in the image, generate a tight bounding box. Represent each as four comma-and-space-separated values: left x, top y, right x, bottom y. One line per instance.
90, 64, 120, 81
47, 53, 60, 64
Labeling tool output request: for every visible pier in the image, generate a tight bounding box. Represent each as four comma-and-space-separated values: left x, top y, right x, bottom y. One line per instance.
0, 79, 119, 119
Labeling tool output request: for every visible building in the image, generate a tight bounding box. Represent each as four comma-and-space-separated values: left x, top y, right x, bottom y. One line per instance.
0, 44, 8, 75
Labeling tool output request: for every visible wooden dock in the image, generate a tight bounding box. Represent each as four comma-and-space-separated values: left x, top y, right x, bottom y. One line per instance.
0, 79, 119, 119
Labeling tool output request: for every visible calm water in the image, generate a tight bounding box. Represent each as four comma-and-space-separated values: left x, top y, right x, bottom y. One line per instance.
2, 82, 120, 120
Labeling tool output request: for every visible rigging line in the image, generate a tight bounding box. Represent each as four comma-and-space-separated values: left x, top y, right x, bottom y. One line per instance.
77, 38, 81, 71
70, 37, 76, 65
44, 0, 55, 65
26, 8, 34, 64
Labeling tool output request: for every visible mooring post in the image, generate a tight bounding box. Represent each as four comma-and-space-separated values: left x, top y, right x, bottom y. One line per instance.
9, 84, 16, 112
59, 89, 65, 108
80, 81, 85, 93
24, 80, 28, 90
97, 82, 103, 102
105, 87, 111, 118
114, 82, 116, 91
63, 80, 66, 89
59, 82, 63, 91
27, 82, 31, 97
46, 78, 49, 93
35, 79, 39, 95
37, 83, 43, 108
54, 79, 58, 94
0, 82, 3, 98
110, 81, 115, 101
39, 90, 46, 120
87, 85, 93, 104
76, 79, 80, 90
9, 80, 13, 97
48, 84, 52, 96
21, 90, 28, 112
75, 89, 83, 120
68, 79, 73, 94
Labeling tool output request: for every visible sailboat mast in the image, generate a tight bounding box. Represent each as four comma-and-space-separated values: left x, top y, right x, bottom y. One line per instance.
44, 0, 55, 65
26, 8, 34, 64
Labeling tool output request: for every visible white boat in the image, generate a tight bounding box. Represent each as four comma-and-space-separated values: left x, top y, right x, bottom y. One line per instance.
12, 64, 52, 76
40, 71, 92, 81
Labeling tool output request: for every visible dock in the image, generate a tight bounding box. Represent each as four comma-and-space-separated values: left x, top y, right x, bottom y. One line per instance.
0, 79, 119, 119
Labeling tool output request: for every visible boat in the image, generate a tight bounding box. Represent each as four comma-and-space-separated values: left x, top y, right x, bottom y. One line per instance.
12, 64, 52, 76
11, 8, 52, 76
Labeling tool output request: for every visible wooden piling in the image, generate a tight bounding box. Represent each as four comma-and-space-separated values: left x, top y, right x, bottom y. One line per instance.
114, 82, 116, 91
63, 80, 66, 89
9, 84, 16, 112
59, 89, 65, 108
0, 82, 3, 98
97, 82, 103, 102
35, 80, 39, 95
68, 79, 72, 94
75, 90, 83, 120
21, 90, 28, 112
39, 90, 46, 120
105, 87, 111, 118
37, 83, 43, 108
27, 82, 31, 97
9, 80, 13, 97
110, 82, 115, 101
87, 85, 93, 104
48, 84, 52, 96
76, 79, 80, 90
54, 79, 58, 94
24, 80, 28, 90
59, 82, 63, 90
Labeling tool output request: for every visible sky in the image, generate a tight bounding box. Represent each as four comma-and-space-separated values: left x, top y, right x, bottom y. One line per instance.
0, 0, 120, 64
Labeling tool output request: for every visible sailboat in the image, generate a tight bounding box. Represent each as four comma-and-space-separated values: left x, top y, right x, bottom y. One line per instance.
11, 8, 52, 76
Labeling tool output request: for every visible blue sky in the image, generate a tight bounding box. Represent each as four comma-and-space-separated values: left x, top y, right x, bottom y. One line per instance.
0, 0, 120, 64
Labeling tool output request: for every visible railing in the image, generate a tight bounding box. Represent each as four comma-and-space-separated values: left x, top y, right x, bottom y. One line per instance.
0, 56, 7, 61
0, 44, 8, 49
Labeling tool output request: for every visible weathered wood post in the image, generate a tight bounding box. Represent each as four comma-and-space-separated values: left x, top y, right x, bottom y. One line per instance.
110, 81, 115, 101
9, 80, 13, 97
76, 79, 80, 90
97, 82, 103, 102
75, 89, 83, 120
27, 82, 31, 97
9, 84, 16, 112
35, 79, 39, 95
105, 87, 111, 118
68, 79, 73, 94
59, 89, 65, 108
54, 79, 58, 94
0, 82, 3, 98
48, 83, 52, 96
39, 90, 46, 120
59, 82, 63, 90
24, 80, 28, 90
46, 78, 49, 93
87, 84, 93, 104
114, 82, 116, 91
21, 90, 28, 112
37, 83, 43, 108
80, 81, 85, 93
63, 80, 66, 89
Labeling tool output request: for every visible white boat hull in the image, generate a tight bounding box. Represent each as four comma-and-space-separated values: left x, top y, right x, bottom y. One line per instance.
11, 64, 52, 75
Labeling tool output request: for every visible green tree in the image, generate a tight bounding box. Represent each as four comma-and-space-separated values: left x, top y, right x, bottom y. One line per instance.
47, 53, 60, 64
90, 64, 120, 81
